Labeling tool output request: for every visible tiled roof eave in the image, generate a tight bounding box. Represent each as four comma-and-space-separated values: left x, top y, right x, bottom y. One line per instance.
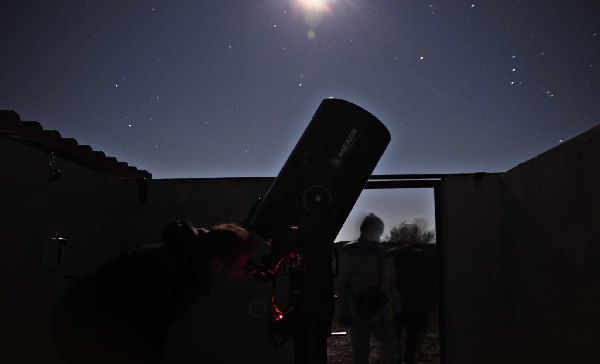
0, 110, 152, 179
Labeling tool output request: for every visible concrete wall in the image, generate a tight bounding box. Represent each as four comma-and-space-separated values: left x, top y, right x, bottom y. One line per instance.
441, 125, 600, 363
0, 137, 289, 363
120, 177, 274, 246
0, 136, 138, 362
501, 126, 600, 363
440, 174, 511, 364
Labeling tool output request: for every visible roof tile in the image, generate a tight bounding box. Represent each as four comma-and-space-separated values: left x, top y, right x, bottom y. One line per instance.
0, 110, 21, 133
0, 111, 151, 179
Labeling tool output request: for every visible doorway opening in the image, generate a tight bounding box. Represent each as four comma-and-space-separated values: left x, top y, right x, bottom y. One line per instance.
328, 174, 444, 364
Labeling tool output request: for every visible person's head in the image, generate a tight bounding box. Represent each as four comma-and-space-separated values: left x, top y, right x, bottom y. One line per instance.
359, 213, 384, 242
198, 223, 254, 286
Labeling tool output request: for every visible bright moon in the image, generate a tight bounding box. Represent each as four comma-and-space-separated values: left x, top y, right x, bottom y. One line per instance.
298, 0, 330, 12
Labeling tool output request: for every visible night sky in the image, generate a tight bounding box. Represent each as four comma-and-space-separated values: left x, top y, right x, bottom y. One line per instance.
1, 1, 599, 236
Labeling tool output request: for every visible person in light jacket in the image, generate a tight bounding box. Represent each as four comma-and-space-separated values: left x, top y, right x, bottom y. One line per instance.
335, 213, 401, 364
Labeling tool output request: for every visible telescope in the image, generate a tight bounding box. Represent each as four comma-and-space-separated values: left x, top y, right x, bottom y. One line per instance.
246, 98, 390, 363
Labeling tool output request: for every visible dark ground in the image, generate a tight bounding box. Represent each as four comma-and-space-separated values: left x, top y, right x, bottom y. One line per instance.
327, 305, 440, 364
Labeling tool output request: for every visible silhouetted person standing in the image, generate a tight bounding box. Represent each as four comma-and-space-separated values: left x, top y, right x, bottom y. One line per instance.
392, 242, 438, 364
335, 213, 401, 364
52, 222, 254, 364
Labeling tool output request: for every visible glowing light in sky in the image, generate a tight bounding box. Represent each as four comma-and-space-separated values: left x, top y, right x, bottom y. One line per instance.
296, 0, 331, 39
298, 0, 330, 13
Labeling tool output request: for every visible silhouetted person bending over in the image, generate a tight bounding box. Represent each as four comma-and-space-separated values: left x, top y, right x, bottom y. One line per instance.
52, 222, 254, 364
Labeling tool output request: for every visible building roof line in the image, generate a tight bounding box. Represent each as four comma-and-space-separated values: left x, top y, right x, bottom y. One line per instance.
0, 110, 151, 179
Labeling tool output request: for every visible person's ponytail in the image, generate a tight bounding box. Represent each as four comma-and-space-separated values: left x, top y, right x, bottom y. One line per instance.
162, 220, 197, 251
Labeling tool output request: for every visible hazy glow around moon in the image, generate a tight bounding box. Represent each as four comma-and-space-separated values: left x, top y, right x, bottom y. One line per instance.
298, 0, 330, 12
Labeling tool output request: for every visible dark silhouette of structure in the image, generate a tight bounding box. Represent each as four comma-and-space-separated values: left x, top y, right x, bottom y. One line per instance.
1, 107, 599, 363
